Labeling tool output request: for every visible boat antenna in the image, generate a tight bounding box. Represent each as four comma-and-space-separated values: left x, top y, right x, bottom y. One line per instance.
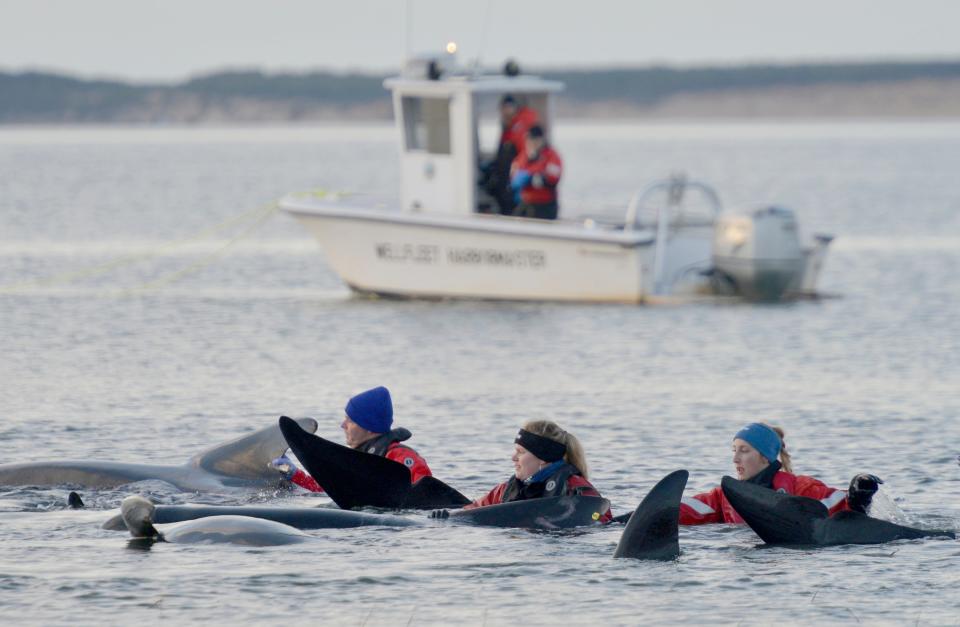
403, 0, 413, 63
471, 0, 493, 76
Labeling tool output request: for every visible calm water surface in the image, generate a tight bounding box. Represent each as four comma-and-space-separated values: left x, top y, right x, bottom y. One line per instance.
1, 122, 959, 625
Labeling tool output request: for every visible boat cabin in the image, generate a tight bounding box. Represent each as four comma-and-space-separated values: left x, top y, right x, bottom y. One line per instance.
384, 55, 563, 216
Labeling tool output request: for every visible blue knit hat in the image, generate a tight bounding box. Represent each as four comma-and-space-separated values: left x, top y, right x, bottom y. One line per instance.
734, 423, 781, 463
345, 386, 393, 434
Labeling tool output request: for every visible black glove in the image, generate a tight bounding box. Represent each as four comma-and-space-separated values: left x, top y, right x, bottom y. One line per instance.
429, 509, 450, 519
847, 473, 883, 513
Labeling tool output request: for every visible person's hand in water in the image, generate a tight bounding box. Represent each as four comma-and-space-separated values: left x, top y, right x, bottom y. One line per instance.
268, 455, 296, 481
847, 473, 883, 513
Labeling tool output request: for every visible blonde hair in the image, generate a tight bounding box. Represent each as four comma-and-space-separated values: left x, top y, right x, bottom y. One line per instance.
762, 423, 793, 473
521, 420, 589, 479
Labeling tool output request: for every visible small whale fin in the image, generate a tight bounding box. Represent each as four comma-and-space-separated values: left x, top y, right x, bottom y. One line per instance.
189, 416, 318, 481
67, 491, 84, 509
102, 512, 127, 531
721, 475, 825, 545
613, 469, 688, 560
720, 476, 956, 546
121, 495, 160, 539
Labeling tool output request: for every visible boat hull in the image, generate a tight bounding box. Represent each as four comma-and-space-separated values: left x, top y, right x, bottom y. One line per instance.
284, 205, 673, 303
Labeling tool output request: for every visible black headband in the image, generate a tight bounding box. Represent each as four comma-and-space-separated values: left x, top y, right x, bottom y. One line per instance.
515, 429, 567, 463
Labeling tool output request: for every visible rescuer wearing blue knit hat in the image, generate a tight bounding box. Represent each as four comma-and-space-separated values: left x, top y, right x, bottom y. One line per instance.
344, 386, 393, 434
270, 386, 433, 492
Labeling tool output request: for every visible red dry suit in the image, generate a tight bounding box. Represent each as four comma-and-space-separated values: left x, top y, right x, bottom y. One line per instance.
465, 461, 613, 523
289, 429, 432, 493
679, 469, 850, 525
500, 106, 539, 157
510, 145, 563, 206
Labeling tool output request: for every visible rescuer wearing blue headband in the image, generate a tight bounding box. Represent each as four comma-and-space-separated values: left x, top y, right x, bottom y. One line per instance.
733, 423, 782, 465
671, 422, 883, 526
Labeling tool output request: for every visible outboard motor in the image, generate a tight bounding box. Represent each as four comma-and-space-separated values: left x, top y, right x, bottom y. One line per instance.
711, 206, 806, 300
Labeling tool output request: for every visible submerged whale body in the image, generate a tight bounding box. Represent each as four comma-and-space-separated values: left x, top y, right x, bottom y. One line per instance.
720, 475, 956, 546
105, 494, 610, 532
0, 418, 319, 492
108, 502, 422, 530
121, 495, 311, 546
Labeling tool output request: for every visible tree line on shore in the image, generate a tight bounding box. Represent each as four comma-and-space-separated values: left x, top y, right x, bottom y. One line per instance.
2, 59, 960, 123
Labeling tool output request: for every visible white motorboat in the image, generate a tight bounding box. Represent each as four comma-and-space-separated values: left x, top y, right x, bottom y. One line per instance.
280, 54, 832, 303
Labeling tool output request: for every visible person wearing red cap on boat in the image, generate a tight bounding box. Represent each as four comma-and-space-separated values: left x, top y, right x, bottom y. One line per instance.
678, 422, 882, 525
269, 386, 432, 492
455, 420, 613, 523
509, 124, 563, 220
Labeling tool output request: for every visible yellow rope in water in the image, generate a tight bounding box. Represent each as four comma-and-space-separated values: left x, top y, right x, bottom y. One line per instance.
0, 200, 279, 295
111, 202, 279, 297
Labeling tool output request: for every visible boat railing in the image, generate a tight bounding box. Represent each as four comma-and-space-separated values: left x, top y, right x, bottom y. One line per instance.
624, 174, 723, 294
623, 174, 723, 232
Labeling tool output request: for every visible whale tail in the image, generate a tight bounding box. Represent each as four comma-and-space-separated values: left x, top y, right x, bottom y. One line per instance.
720, 476, 956, 546
121, 495, 160, 538
189, 417, 319, 481
613, 470, 688, 560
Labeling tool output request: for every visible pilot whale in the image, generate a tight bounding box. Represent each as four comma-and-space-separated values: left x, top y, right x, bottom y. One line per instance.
613, 470, 688, 560
720, 475, 956, 546
121, 495, 311, 546
0, 417, 318, 492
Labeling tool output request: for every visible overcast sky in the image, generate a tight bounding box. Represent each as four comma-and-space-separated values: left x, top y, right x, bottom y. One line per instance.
3, 0, 959, 82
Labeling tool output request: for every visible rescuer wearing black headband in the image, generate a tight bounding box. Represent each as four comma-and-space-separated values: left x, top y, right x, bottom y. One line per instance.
450, 420, 612, 523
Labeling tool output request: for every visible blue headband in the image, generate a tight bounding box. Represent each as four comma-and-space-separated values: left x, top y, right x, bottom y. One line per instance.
734, 423, 781, 463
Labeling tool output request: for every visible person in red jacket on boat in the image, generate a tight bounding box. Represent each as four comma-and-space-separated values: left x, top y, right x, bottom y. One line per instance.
679, 422, 882, 525
509, 125, 563, 220
483, 94, 540, 215
461, 420, 613, 523
270, 386, 432, 492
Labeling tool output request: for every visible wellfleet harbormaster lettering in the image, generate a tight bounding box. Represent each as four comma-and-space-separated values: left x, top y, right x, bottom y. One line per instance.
375, 243, 547, 269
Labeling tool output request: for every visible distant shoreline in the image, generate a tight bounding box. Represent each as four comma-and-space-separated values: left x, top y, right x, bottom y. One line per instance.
4, 61, 960, 123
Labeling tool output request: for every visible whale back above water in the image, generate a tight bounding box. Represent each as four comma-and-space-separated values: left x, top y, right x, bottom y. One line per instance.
120, 495, 311, 546
720, 475, 956, 546
0, 417, 319, 491
156, 516, 312, 546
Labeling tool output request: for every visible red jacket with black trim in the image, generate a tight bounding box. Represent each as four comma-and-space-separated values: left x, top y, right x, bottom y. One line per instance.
464, 474, 613, 523
289, 441, 432, 493
510, 145, 563, 205
679, 470, 850, 525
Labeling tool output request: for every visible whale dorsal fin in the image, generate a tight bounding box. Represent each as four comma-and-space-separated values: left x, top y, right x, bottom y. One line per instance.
188, 417, 318, 480
613, 469, 688, 560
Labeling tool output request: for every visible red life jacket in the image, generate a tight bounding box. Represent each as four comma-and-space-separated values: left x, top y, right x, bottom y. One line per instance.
500, 106, 539, 156
679, 470, 850, 525
510, 145, 563, 205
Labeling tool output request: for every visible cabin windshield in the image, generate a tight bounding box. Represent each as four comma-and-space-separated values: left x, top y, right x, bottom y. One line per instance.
401, 96, 451, 155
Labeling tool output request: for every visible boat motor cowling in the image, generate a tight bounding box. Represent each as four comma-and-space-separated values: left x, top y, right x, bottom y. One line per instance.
712, 206, 806, 300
